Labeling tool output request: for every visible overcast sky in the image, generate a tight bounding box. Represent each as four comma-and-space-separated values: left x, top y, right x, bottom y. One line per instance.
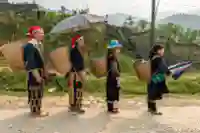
9, 0, 200, 18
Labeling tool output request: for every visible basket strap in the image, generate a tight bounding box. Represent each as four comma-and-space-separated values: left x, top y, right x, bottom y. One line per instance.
151, 55, 160, 61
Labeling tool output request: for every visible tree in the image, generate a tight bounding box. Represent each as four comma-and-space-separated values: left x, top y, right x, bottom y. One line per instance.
137, 20, 148, 32
60, 5, 66, 14
71, 7, 89, 15
2, 11, 24, 41
32, 0, 36, 4
124, 16, 134, 26
79, 8, 89, 14
72, 9, 78, 15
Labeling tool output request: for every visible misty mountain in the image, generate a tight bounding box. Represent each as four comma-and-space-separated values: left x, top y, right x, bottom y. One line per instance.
159, 13, 200, 30
106, 13, 143, 27
106, 13, 130, 27
187, 9, 200, 16
156, 11, 179, 20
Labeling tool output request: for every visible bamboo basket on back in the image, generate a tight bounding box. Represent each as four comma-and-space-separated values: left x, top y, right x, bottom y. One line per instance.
79, 24, 107, 78
49, 46, 71, 76
90, 56, 107, 78
133, 59, 151, 82
0, 39, 28, 71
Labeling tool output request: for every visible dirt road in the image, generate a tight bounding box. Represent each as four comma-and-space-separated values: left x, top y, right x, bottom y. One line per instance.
0, 95, 200, 133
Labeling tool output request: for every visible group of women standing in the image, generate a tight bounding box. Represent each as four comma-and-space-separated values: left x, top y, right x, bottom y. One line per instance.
23, 25, 171, 117
67, 37, 171, 115
68, 37, 122, 114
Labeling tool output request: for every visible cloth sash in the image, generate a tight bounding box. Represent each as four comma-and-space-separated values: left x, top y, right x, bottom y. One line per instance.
150, 55, 166, 84
151, 73, 165, 84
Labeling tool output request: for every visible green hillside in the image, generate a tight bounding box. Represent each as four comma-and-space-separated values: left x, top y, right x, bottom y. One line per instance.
0, 8, 200, 94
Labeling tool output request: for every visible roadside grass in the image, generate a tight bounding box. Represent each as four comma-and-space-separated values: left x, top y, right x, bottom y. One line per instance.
0, 70, 200, 97
0, 54, 200, 96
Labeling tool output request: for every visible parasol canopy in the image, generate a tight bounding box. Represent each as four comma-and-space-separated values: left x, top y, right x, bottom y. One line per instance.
50, 14, 104, 34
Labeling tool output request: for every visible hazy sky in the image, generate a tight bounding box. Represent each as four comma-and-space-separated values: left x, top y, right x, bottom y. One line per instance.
9, 0, 200, 18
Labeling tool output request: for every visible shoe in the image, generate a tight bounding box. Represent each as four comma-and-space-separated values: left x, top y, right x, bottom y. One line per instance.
69, 106, 76, 112
76, 108, 85, 114
107, 109, 119, 114
152, 111, 162, 115
30, 111, 49, 117
148, 110, 162, 115
39, 111, 49, 117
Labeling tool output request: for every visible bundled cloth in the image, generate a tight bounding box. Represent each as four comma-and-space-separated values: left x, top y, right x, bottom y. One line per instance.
168, 61, 192, 80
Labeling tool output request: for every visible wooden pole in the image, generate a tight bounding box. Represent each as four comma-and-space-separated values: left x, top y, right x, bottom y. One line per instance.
150, 0, 156, 47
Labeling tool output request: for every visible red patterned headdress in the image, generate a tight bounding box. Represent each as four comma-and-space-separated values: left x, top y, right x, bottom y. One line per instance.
26, 26, 43, 38
71, 34, 83, 48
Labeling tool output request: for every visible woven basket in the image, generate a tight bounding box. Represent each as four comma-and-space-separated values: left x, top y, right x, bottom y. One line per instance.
133, 59, 151, 82
49, 46, 71, 76
90, 57, 107, 78
0, 40, 27, 71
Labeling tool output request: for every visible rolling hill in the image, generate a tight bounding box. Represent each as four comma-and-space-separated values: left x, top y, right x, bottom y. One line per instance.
159, 13, 200, 30
156, 11, 179, 20
106, 12, 200, 30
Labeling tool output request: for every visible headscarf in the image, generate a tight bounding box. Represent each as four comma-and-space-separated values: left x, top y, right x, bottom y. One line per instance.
26, 26, 44, 54
26, 26, 43, 38
71, 34, 83, 48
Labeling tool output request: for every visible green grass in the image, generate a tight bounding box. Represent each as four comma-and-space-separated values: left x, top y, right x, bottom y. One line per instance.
0, 70, 200, 96
85, 73, 200, 95
0, 53, 200, 96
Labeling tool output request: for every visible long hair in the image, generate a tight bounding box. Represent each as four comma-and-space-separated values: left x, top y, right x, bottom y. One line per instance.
107, 49, 113, 57
107, 48, 117, 61
149, 44, 164, 59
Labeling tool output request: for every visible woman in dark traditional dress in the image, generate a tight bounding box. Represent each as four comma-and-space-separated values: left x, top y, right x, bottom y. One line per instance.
106, 40, 122, 113
147, 44, 171, 115
68, 34, 86, 113
23, 26, 48, 117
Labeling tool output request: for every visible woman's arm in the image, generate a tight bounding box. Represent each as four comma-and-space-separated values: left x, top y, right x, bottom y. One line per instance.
158, 58, 171, 75
152, 57, 171, 76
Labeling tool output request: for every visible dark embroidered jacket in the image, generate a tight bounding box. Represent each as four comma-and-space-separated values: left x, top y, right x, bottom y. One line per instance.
106, 54, 120, 89
23, 43, 44, 86
70, 46, 84, 72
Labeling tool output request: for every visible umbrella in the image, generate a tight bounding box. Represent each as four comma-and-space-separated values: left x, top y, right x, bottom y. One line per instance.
50, 14, 104, 34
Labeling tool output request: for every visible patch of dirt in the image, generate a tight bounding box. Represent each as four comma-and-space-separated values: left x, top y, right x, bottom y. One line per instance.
0, 95, 200, 133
